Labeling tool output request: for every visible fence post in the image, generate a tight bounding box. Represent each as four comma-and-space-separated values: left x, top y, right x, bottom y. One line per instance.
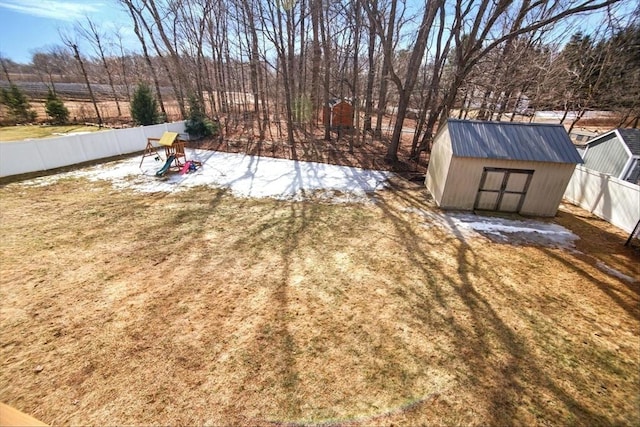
625, 220, 640, 246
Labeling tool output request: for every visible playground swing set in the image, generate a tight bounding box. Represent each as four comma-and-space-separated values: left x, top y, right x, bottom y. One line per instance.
140, 131, 202, 177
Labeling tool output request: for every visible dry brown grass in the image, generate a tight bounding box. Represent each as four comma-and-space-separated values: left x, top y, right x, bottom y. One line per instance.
0, 175, 638, 426
0, 125, 105, 142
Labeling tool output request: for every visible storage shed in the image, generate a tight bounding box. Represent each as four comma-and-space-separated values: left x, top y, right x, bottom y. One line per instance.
425, 119, 583, 217
323, 99, 354, 129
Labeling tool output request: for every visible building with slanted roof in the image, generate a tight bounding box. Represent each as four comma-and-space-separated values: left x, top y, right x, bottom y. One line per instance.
322, 99, 353, 129
580, 128, 640, 185
426, 119, 583, 217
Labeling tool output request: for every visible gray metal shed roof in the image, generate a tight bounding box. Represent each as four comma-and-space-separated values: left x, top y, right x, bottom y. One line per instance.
616, 128, 640, 156
446, 119, 583, 164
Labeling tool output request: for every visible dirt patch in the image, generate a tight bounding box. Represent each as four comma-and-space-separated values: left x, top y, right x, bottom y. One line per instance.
0, 174, 638, 426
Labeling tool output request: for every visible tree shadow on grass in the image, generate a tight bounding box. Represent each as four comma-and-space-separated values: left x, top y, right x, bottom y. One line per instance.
555, 206, 640, 273
90, 173, 634, 425
373, 185, 618, 426
538, 246, 639, 322
4, 174, 636, 425
483, 206, 639, 320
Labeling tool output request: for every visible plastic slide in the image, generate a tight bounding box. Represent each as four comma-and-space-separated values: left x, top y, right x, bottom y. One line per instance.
179, 161, 192, 175
156, 155, 175, 177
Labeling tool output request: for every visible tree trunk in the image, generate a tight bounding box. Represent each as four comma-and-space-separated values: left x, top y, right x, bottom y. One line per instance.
363, 12, 376, 133
411, 7, 452, 159
373, 0, 395, 139
0, 56, 12, 83
130, 15, 166, 118
320, 0, 331, 141
71, 44, 103, 126
80, 18, 122, 116
115, 33, 132, 102
242, 0, 263, 137
351, 0, 362, 151
384, 0, 444, 163
310, 0, 322, 127
143, 0, 193, 115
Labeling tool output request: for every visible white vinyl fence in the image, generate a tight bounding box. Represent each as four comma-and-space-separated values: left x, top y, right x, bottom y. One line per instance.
564, 164, 640, 234
0, 122, 186, 178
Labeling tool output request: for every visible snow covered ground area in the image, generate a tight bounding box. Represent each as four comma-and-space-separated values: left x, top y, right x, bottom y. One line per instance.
406, 207, 580, 248
27, 148, 394, 203
596, 261, 638, 284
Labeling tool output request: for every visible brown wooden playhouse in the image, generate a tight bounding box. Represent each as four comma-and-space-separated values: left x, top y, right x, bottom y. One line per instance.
323, 99, 354, 129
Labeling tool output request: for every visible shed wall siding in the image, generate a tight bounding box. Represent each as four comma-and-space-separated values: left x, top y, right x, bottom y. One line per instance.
583, 134, 629, 177
520, 163, 575, 216
440, 158, 575, 216
425, 128, 453, 206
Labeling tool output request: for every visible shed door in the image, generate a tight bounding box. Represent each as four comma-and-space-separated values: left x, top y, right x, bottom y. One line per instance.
474, 167, 534, 213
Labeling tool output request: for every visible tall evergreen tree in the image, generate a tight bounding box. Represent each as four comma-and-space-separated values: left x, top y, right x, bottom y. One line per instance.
130, 83, 160, 126
185, 95, 218, 140
45, 90, 70, 124
0, 84, 37, 124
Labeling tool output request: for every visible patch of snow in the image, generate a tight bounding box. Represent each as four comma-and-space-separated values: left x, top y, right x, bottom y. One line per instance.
596, 261, 638, 283
406, 207, 579, 248
533, 110, 614, 121
20, 149, 394, 203
52, 132, 92, 136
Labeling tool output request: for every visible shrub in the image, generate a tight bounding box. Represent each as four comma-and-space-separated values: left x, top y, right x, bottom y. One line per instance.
45, 90, 69, 124
130, 83, 161, 126
184, 95, 218, 139
0, 84, 37, 124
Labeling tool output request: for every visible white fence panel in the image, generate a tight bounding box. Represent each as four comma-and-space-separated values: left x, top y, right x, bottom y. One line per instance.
165, 121, 188, 134
115, 127, 148, 153
78, 131, 121, 160
0, 122, 185, 178
0, 140, 47, 176
564, 164, 640, 233
36, 135, 88, 170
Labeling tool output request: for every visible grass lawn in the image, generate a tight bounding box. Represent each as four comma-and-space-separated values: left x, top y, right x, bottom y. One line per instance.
0, 175, 638, 425
0, 125, 104, 142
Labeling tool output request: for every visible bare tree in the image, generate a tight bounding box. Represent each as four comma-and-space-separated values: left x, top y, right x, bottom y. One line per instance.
259, 0, 300, 147
120, 0, 176, 119
320, 0, 332, 141
239, 0, 268, 138
9, 0, 629, 154
362, 2, 378, 133
365, 0, 399, 139
31, 51, 58, 92
410, 3, 455, 159
113, 30, 132, 102
0, 53, 13, 83
310, 0, 322, 126
437, 0, 622, 134
60, 31, 103, 126
350, 0, 363, 149
120, 0, 191, 118
76, 17, 122, 116
365, 0, 444, 162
